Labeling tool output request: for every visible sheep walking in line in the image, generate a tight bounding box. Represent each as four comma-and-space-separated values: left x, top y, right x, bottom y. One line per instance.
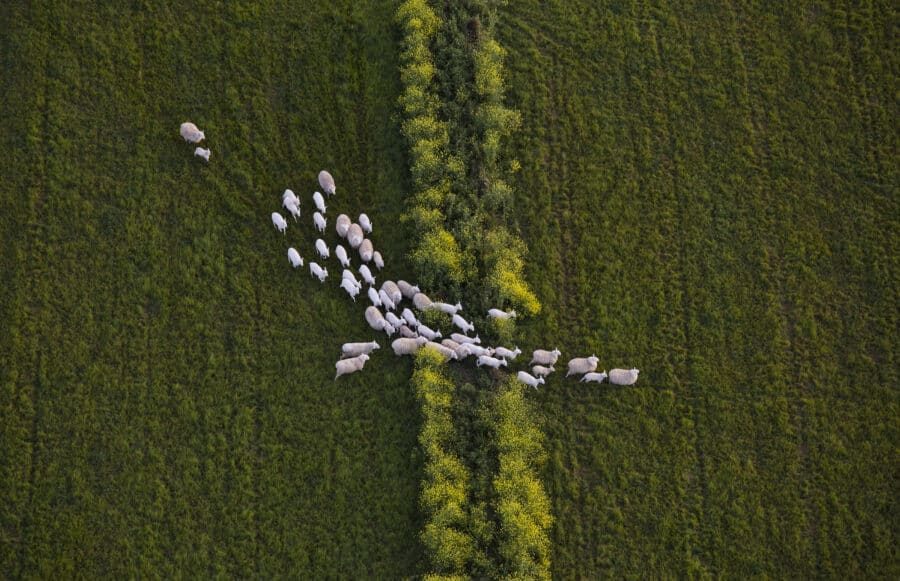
517, 371, 545, 389
532, 365, 554, 378
450, 333, 480, 345
461, 344, 493, 358
359, 213, 372, 233
335, 245, 350, 268
358, 239, 374, 263
608, 368, 640, 386
367, 287, 382, 308
358, 265, 376, 287
318, 170, 336, 195
315, 239, 330, 259
397, 280, 420, 299
372, 251, 384, 270
487, 308, 516, 320
580, 372, 608, 384
441, 339, 461, 351
452, 314, 475, 334
566, 355, 600, 377
180, 122, 205, 143
314, 212, 326, 233
271, 212, 287, 234
412, 292, 433, 311
194, 147, 210, 162
477, 355, 507, 369
313, 192, 327, 214
378, 290, 396, 311
392, 337, 427, 356
342, 269, 362, 288
336, 214, 351, 238
287, 247, 304, 268
381, 281, 402, 305
335, 354, 368, 379
341, 341, 380, 358
417, 324, 441, 341
309, 262, 327, 283
493, 346, 521, 361
432, 301, 463, 315
530, 348, 561, 366
340, 278, 359, 301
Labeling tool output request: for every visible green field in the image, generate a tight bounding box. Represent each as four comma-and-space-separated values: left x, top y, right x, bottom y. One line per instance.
1, 0, 897, 578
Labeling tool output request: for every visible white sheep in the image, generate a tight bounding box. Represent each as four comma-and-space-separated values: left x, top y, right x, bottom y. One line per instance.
392, 337, 427, 356
417, 324, 441, 341
378, 289, 396, 311
313, 192, 326, 214
383, 322, 397, 337
397, 280, 420, 299
401, 308, 419, 328
284, 200, 301, 221
412, 292, 432, 311
424, 342, 456, 362
194, 147, 210, 162
365, 306, 387, 332
432, 301, 463, 315
451, 314, 475, 334
180, 122, 204, 143
287, 247, 304, 268
450, 333, 480, 345
463, 344, 493, 358
335, 245, 350, 268
359, 265, 375, 286
358, 239, 374, 263
367, 287, 382, 308
516, 371, 545, 389
399, 325, 418, 338
385, 312, 403, 329
318, 170, 336, 195
271, 212, 287, 234
477, 355, 507, 369
532, 365, 555, 378
347, 224, 364, 249
487, 308, 517, 320
493, 346, 521, 360
441, 339, 461, 351
454, 344, 474, 360
373, 251, 384, 270
282, 189, 299, 206
530, 348, 561, 366
335, 214, 351, 238
581, 371, 608, 384
342, 341, 380, 358
381, 281, 402, 305
309, 262, 327, 283
342, 269, 361, 289
340, 278, 359, 301
608, 368, 640, 386
566, 355, 600, 377
313, 212, 326, 233
315, 239, 330, 259
359, 213, 372, 233
335, 354, 368, 380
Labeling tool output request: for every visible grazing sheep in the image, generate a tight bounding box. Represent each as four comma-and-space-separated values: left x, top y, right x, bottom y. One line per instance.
365, 306, 387, 331
336, 214, 351, 238
532, 365, 555, 378
401, 308, 419, 328
339, 278, 359, 301
180, 122, 204, 143
566, 355, 600, 377
530, 348, 562, 366
493, 346, 521, 360
516, 371, 545, 389
359, 213, 372, 233
313, 212, 326, 233
287, 247, 304, 268
432, 301, 463, 315
399, 325, 418, 338
359, 265, 375, 287
315, 239, 330, 259
378, 289, 396, 311
450, 333, 480, 345
412, 292, 432, 311
397, 280, 420, 299
381, 281, 402, 305
608, 368, 640, 386
194, 147, 210, 162
313, 192, 326, 214
284, 200, 301, 221
424, 342, 456, 362
477, 355, 507, 369
318, 170, 336, 195
309, 262, 327, 283
392, 336, 427, 356
368, 287, 382, 308
451, 314, 475, 334
487, 308, 517, 320
417, 324, 441, 341
581, 371, 608, 384
341, 340, 380, 358
335, 354, 368, 379
271, 212, 287, 234
342, 269, 361, 289
358, 239, 374, 263
335, 245, 350, 268
347, 224, 364, 249
373, 251, 384, 270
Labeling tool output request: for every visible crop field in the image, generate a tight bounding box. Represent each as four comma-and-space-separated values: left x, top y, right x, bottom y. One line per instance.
1, 0, 896, 578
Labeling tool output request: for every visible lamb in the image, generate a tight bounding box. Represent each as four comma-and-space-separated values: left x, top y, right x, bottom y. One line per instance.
382, 323, 396, 337
412, 292, 433, 311
356, 265, 373, 287
530, 348, 561, 366
309, 262, 327, 283
313, 192, 326, 214
358, 239, 374, 263
441, 339, 461, 351
359, 213, 372, 233
424, 342, 457, 362
180, 122, 204, 143
566, 355, 600, 377
284, 200, 301, 221
367, 287, 382, 308
318, 170, 336, 195
392, 336, 428, 356
493, 346, 521, 360
287, 247, 304, 268
313, 212, 326, 233
451, 314, 475, 334
462, 344, 493, 358
335, 214, 351, 238
454, 344, 474, 360
342, 271, 361, 291
341, 340, 380, 358
450, 333, 480, 345
532, 365, 555, 378
315, 239, 330, 259
381, 281, 402, 305
365, 306, 387, 332
194, 147, 210, 162
516, 371, 545, 389
580, 371, 608, 384
487, 308, 517, 320
335, 354, 368, 380
398, 325, 418, 338
477, 355, 507, 369
339, 278, 359, 301
378, 290, 396, 311
385, 312, 404, 329
401, 308, 419, 328
282, 189, 299, 207
335, 245, 351, 268
608, 368, 640, 386
397, 280, 420, 299
417, 324, 441, 341
432, 301, 463, 315
271, 212, 287, 234
372, 251, 384, 270
347, 224, 364, 249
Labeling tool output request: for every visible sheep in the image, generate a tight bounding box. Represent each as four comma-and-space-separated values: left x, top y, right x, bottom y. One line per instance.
313, 192, 326, 214
287, 247, 304, 268
180, 122, 204, 143
477, 355, 507, 369
432, 301, 463, 315
382, 323, 396, 337
441, 339, 461, 351
493, 346, 521, 360
309, 262, 327, 283
608, 368, 640, 386
398, 325, 418, 338
487, 308, 517, 320
359, 213, 372, 233
358, 265, 375, 287
385, 312, 403, 329
313, 212, 326, 233
516, 371, 545, 389
347, 224, 364, 249
424, 342, 457, 362
381, 281, 402, 305
335, 214, 351, 238
566, 355, 600, 377
451, 314, 475, 334
365, 306, 387, 332
358, 239, 374, 263
530, 348, 561, 366
454, 344, 474, 360
341, 340, 380, 358
335, 354, 368, 380
342, 271, 362, 292
412, 292, 432, 311
532, 365, 555, 378
581, 371, 608, 384
315, 239, 330, 259
318, 170, 336, 195
367, 287, 382, 308
378, 290, 396, 311
194, 147, 210, 162
417, 324, 441, 341
401, 308, 419, 328
464, 344, 494, 358
392, 336, 427, 356
397, 280, 420, 299
271, 212, 287, 234
339, 278, 359, 301
335, 245, 351, 268
284, 200, 301, 221
282, 189, 299, 206
373, 251, 384, 270
450, 333, 480, 345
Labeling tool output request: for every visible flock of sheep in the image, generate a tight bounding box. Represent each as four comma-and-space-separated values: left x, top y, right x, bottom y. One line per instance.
180, 121, 640, 387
